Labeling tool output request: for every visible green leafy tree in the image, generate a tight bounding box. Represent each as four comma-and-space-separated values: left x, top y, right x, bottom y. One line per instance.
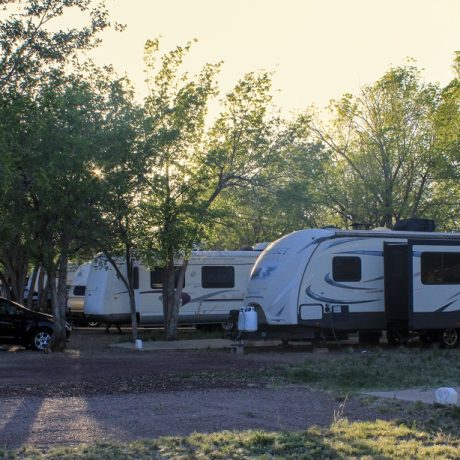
305, 65, 441, 228
431, 52, 460, 229
0, 90, 37, 302
0, 0, 110, 91
0, 0, 113, 349
17, 72, 109, 350
91, 75, 146, 344
138, 41, 278, 340
207, 124, 327, 248
137, 40, 221, 340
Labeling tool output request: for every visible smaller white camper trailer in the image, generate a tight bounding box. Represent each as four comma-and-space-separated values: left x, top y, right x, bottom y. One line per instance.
24, 263, 79, 305
84, 250, 261, 328
66, 263, 99, 326
240, 226, 460, 347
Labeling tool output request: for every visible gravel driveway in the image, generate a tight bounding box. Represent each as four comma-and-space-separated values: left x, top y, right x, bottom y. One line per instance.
0, 328, 387, 449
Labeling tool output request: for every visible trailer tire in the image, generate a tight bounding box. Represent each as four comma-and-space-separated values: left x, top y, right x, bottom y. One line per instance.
419, 332, 435, 346
221, 320, 235, 332
439, 328, 458, 348
358, 331, 381, 344
387, 329, 406, 346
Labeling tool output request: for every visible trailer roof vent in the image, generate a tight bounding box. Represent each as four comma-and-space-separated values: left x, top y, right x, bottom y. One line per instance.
393, 218, 436, 232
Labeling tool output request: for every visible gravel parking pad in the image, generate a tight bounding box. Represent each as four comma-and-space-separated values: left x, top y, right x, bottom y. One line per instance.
1, 387, 380, 449
0, 329, 403, 449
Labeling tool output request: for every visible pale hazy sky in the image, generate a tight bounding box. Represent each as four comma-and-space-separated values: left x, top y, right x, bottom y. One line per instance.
84, 0, 459, 114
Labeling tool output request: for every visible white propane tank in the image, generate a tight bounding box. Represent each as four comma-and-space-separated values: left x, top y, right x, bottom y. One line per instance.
237, 307, 246, 331
244, 306, 258, 332
238, 306, 258, 332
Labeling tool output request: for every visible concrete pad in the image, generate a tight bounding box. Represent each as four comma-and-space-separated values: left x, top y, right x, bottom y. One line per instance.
111, 338, 282, 351
364, 387, 460, 406
112, 338, 232, 351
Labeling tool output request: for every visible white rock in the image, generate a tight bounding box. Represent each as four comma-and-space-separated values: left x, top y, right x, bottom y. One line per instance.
434, 387, 458, 406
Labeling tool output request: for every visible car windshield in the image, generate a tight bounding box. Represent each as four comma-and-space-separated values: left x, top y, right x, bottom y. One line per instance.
0, 298, 31, 315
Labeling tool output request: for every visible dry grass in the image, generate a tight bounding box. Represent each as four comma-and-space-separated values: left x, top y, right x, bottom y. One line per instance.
2, 419, 460, 459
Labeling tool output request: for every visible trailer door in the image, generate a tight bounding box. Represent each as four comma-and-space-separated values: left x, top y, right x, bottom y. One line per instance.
384, 243, 409, 330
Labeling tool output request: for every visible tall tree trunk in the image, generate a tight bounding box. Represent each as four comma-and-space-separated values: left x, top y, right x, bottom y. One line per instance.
164, 258, 188, 341
57, 253, 69, 319
0, 270, 12, 299
125, 246, 139, 344
49, 254, 68, 352
16, 263, 27, 305
37, 268, 48, 312
26, 265, 39, 310
164, 253, 176, 340
3, 252, 28, 303
104, 251, 139, 343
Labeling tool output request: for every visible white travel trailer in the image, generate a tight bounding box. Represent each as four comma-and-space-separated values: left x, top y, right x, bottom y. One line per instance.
66, 263, 99, 326
84, 250, 261, 328
24, 263, 79, 304
240, 227, 460, 347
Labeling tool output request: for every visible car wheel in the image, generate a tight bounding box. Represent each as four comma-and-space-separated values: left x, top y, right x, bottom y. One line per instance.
87, 321, 100, 327
30, 328, 52, 351
440, 328, 458, 348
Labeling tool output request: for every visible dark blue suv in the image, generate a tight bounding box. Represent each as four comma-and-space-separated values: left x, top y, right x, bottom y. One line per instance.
0, 297, 71, 350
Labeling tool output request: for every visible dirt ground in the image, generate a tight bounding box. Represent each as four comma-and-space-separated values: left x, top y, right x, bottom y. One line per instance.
0, 328, 398, 449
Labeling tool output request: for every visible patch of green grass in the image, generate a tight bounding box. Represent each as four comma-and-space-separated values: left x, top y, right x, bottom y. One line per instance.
2, 419, 460, 459
286, 347, 460, 392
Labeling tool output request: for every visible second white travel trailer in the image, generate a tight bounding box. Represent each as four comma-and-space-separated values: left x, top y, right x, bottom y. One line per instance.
239, 225, 460, 347
66, 263, 100, 326
84, 250, 262, 328
24, 263, 79, 307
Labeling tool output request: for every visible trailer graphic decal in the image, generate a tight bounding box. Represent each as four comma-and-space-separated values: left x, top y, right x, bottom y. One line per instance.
334, 250, 383, 257
325, 238, 365, 249
250, 266, 277, 280
296, 236, 331, 254
324, 273, 383, 292
448, 290, 460, 300
434, 300, 457, 313
305, 286, 380, 304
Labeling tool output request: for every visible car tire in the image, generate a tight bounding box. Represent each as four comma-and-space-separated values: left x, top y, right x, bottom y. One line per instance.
30, 328, 52, 351
87, 321, 100, 327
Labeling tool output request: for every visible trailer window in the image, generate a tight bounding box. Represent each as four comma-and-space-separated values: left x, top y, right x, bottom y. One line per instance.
150, 267, 184, 289
73, 285, 86, 296
421, 252, 460, 284
332, 256, 361, 282
202, 266, 235, 288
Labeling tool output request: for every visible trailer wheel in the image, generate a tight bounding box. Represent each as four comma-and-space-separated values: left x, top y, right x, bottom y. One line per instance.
440, 328, 458, 348
221, 320, 235, 332
358, 331, 381, 345
419, 332, 435, 346
387, 329, 406, 346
